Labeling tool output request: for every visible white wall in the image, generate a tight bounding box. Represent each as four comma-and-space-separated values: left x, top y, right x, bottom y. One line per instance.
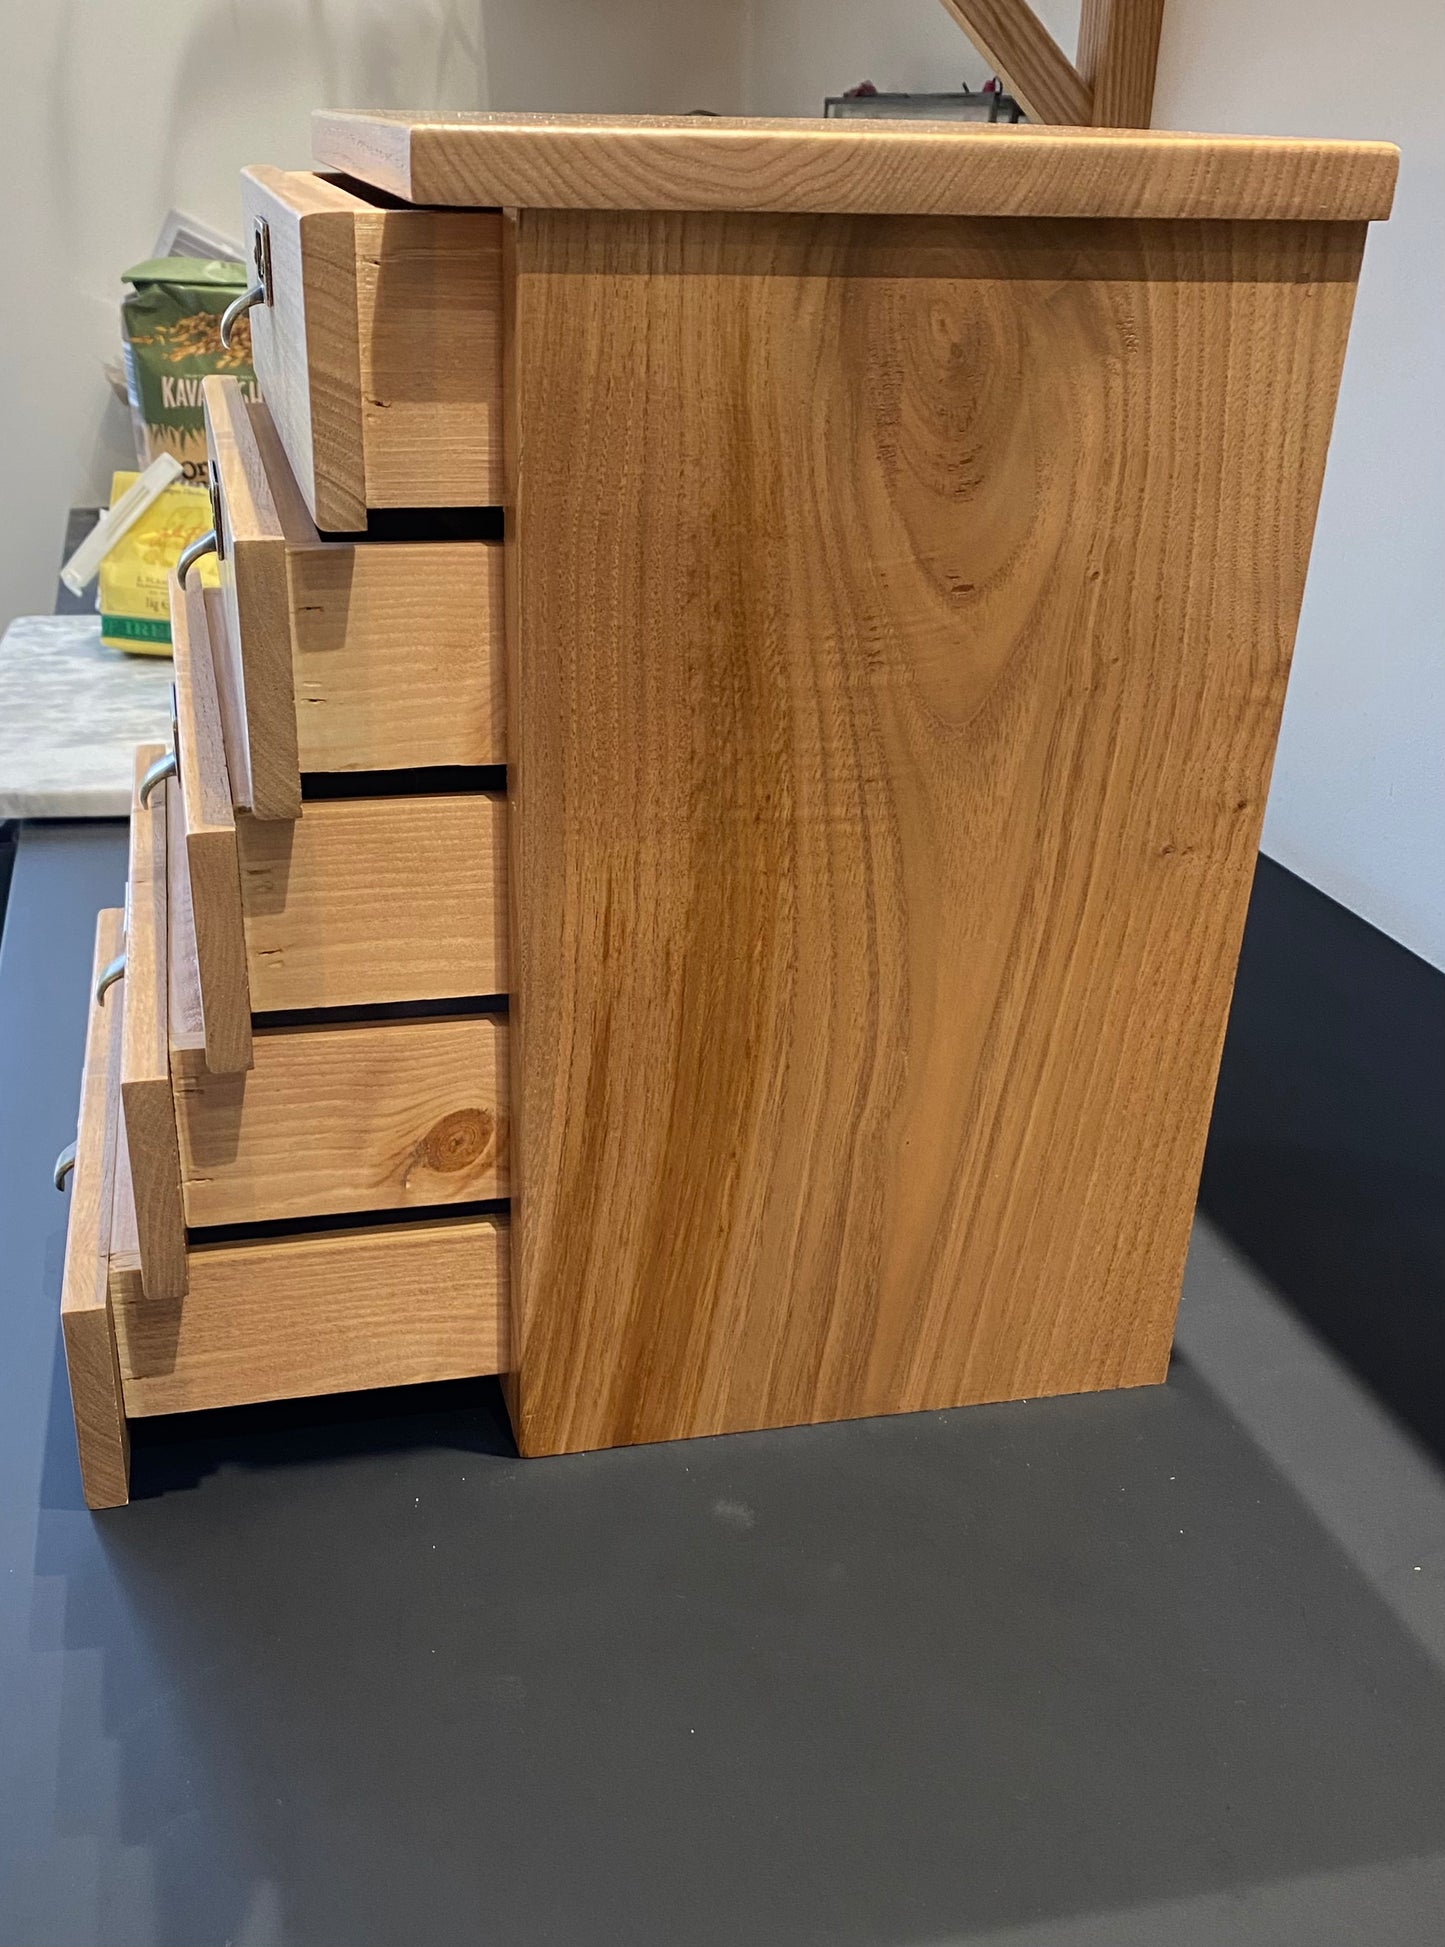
741, 0, 1444, 968
0, 0, 745, 631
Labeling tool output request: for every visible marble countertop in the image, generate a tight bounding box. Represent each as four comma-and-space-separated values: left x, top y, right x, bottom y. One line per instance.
0, 615, 174, 818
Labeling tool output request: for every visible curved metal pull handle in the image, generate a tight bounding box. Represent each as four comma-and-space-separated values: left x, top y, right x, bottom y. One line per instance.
176, 529, 217, 587
53, 1140, 77, 1192
138, 749, 177, 809
220, 280, 265, 350
94, 952, 126, 1007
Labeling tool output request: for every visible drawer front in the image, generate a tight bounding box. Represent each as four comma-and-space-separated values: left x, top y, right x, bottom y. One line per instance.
203, 376, 504, 801
240, 165, 504, 528
169, 575, 252, 1072
59, 907, 131, 1509
173, 1015, 509, 1227
119, 745, 188, 1302
109, 1210, 509, 1416
238, 793, 508, 1012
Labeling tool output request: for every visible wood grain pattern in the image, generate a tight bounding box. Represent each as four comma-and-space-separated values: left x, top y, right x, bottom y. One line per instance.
237, 793, 507, 1012
204, 376, 302, 819
110, 1214, 509, 1416
174, 1015, 508, 1227
242, 166, 503, 524
205, 380, 504, 772
936, 0, 1092, 125
505, 207, 1368, 1457
1078, 0, 1166, 128
312, 110, 1397, 224
120, 744, 187, 1301
170, 574, 251, 1071
60, 908, 130, 1509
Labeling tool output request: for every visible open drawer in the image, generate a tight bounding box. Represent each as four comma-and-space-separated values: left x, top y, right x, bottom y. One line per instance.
238, 165, 503, 528
109, 1149, 509, 1417
196, 376, 504, 819
169, 571, 507, 1049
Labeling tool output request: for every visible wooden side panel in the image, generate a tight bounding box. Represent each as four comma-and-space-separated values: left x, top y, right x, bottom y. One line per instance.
237, 793, 507, 1012
287, 541, 506, 771
204, 376, 302, 820
171, 575, 251, 1071
506, 208, 1366, 1456
241, 165, 368, 532
111, 1214, 510, 1416
353, 205, 505, 508
60, 909, 130, 1509
175, 1015, 509, 1226
120, 745, 187, 1302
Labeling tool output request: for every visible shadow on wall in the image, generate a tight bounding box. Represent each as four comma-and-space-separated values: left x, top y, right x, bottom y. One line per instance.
1200, 856, 1445, 1463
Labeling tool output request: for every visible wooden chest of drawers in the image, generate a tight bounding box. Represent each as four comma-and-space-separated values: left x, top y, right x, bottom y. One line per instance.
55, 111, 1397, 1506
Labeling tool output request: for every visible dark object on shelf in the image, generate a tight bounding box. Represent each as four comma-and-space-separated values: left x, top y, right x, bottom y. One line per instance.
824, 88, 1024, 122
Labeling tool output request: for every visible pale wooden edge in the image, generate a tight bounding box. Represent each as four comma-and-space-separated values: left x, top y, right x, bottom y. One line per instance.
310, 112, 1398, 223
242, 164, 369, 533
112, 1213, 511, 1416
166, 777, 208, 1058
204, 377, 302, 820
120, 745, 188, 1302
171, 576, 252, 1073
60, 909, 130, 1509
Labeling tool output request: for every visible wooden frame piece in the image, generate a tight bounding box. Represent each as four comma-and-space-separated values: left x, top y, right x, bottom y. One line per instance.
170, 574, 251, 1072
60, 908, 131, 1509
120, 744, 188, 1302
205, 375, 302, 821
936, 0, 1092, 124
1078, 0, 1168, 128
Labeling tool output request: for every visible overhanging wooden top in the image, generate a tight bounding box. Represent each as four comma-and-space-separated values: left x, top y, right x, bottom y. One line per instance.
313, 110, 1396, 224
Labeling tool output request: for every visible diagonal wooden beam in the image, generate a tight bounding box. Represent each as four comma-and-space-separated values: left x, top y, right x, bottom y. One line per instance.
1077, 0, 1167, 127
935, 0, 1093, 126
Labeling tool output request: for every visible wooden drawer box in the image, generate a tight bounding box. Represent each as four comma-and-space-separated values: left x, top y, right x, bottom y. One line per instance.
59, 906, 507, 1507
199, 375, 503, 819
118, 763, 510, 1272
173, 1014, 509, 1228
170, 564, 507, 1057
109, 1149, 509, 1418
239, 166, 503, 529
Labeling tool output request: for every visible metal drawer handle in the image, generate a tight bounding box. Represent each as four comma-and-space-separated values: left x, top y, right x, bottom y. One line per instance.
53, 1141, 77, 1192
220, 281, 265, 350
176, 529, 217, 587
138, 749, 177, 809
94, 952, 126, 1006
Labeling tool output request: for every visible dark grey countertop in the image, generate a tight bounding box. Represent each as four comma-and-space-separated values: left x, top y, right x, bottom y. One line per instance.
2, 821, 1444, 1946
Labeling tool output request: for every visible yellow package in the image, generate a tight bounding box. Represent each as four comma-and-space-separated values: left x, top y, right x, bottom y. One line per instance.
97, 471, 220, 655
